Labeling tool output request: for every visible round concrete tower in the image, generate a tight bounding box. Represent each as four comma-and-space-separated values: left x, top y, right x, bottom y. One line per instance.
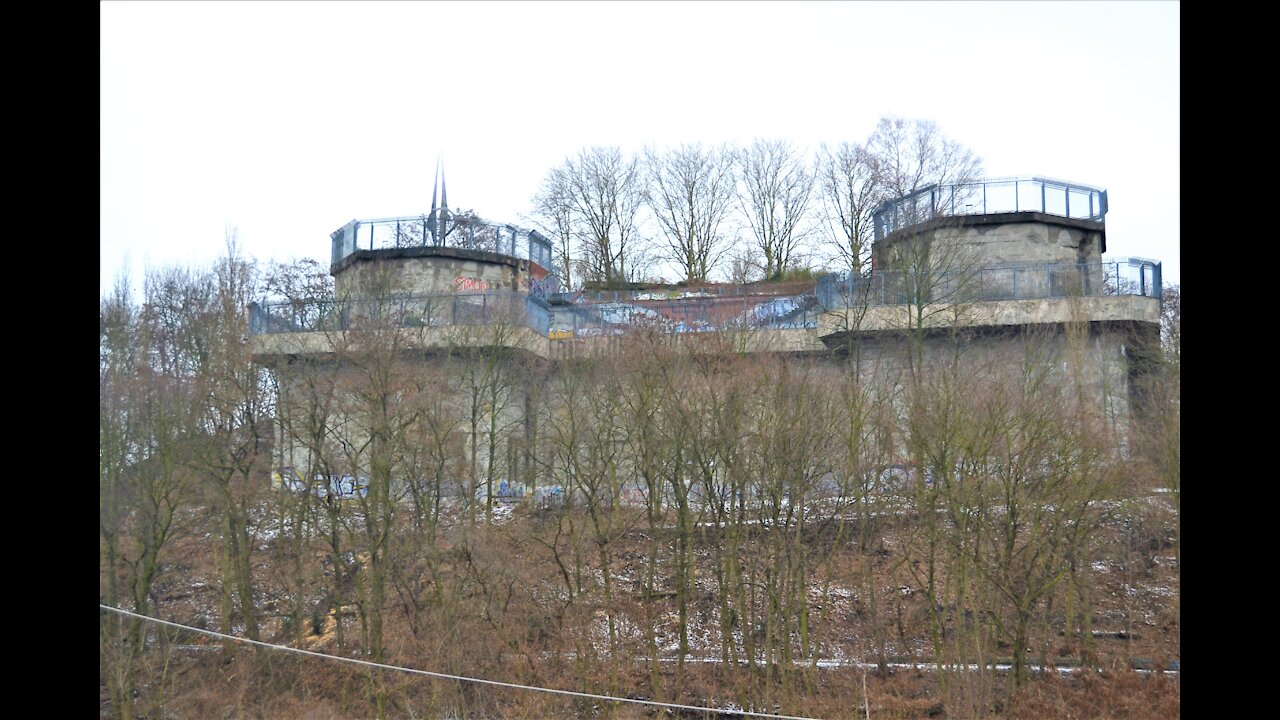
869, 177, 1115, 299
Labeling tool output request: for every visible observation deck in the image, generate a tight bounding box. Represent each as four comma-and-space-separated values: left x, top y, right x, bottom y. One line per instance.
330, 214, 554, 278
250, 177, 1162, 359
817, 257, 1162, 310
873, 177, 1108, 241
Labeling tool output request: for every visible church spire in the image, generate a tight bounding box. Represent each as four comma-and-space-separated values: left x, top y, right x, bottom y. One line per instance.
428, 154, 449, 244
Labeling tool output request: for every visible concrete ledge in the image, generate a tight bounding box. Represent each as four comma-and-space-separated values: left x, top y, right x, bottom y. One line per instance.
548, 327, 826, 359
879, 211, 1107, 252
251, 324, 552, 363
250, 296, 1157, 363
331, 244, 540, 276
817, 295, 1160, 337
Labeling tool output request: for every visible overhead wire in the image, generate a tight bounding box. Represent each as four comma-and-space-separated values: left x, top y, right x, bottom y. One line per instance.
100, 604, 824, 720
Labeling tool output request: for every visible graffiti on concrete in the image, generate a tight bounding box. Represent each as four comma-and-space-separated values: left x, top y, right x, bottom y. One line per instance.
552, 293, 819, 337
454, 276, 493, 292
472, 480, 529, 506
496, 480, 524, 505
272, 467, 370, 499
533, 485, 563, 509
529, 276, 549, 300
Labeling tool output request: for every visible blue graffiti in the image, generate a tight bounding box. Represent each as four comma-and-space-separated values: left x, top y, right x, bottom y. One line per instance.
530, 277, 549, 299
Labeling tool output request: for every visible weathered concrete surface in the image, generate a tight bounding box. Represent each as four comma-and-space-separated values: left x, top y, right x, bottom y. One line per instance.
252, 294, 1156, 364
823, 322, 1142, 454
252, 324, 831, 365
250, 324, 553, 363
817, 295, 1159, 337
547, 326, 826, 359
872, 212, 1106, 271
269, 349, 539, 496
334, 247, 541, 299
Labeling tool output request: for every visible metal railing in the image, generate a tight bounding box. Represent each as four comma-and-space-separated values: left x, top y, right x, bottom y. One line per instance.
253, 260, 1161, 338
817, 258, 1161, 310
330, 215, 555, 275
249, 291, 552, 337
873, 177, 1108, 240
548, 280, 819, 306
550, 293, 821, 338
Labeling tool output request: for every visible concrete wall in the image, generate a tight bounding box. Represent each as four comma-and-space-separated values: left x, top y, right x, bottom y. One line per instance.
873, 213, 1105, 270
269, 350, 540, 500
817, 295, 1159, 336
263, 316, 1147, 495
256, 212, 1154, 487
250, 324, 554, 363
253, 294, 1160, 467
334, 248, 540, 299
547, 326, 826, 359
828, 322, 1142, 454
871, 213, 1107, 301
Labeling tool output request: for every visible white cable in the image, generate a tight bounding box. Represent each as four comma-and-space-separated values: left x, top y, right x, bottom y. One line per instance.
100, 605, 823, 720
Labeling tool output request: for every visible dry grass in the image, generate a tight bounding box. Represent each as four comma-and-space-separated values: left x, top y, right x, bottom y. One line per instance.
102, 499, 1179, 719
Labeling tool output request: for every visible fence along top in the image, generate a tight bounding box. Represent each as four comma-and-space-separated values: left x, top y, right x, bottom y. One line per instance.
873, 177, 1108, 240
330, 215, 555, 272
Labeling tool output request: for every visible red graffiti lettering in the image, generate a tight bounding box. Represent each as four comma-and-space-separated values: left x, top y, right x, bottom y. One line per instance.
454, 276, 492, 292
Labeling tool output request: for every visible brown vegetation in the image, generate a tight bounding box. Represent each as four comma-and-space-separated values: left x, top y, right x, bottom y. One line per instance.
101, 253, 1179, 719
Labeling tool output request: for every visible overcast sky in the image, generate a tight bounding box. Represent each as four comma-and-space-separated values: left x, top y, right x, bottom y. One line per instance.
101, 1, 1179, 293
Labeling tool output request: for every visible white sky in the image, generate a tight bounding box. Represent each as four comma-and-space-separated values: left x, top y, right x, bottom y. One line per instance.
101, 1, 1179, 294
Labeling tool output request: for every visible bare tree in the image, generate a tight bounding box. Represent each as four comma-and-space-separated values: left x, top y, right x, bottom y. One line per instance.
541, 146, 648, 285
742, 358, 837, 702
101, 265, 210, 719
974, 339, 1113, 687
1140, 283, 1179, 603
735, 139, 815, 280
1160, 283, 1180, 362
265, 256, 332, 294
644, 143, 736, 283
531, 166, 580, 291
865, 116, 982, 201
816, 141, 880, 275
444, 208, 502, 253
187, 240, 276, 652
725, 244, 762, 284
445, 306, 527, 529
323, 264, 443, 719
